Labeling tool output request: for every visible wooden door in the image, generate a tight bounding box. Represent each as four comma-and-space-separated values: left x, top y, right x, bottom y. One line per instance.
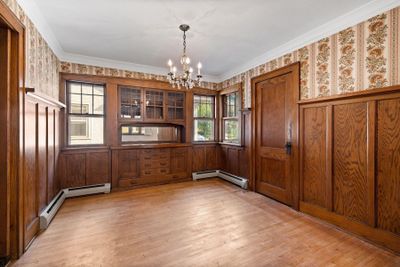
252, 63, 299, 208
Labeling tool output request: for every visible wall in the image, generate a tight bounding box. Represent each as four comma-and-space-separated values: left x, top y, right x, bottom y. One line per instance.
221, 7, 400, 107
60, 62, 220, 91
1, 0, 60, 99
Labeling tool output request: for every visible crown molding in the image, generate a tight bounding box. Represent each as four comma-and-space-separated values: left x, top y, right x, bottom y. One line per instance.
218, 0, 400, 82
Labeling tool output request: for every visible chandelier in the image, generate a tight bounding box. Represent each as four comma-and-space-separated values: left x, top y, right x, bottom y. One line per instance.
167, 24, 202, 89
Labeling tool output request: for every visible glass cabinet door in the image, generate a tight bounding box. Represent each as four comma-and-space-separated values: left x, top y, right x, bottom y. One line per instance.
120, 87, 142, 119
167, 92, 185, 121
145, 90, 164, 120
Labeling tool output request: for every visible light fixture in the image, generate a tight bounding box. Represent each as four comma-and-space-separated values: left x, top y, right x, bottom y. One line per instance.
167, 24, 202, 89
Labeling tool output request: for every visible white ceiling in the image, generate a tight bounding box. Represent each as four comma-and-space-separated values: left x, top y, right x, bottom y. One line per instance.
19, 0, 400, 82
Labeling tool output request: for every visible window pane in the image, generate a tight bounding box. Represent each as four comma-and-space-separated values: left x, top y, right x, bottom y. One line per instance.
82, 94, 92, 114
93, 95, 104, 115
69, 82, 81, 94
69, 93, 81, 113
194, 119, 214, 141
93, 85, 104, 95
224, 120, 239, 142
193, 95, 214, 118
68, 116, 104, 145
121, 125, 180, 143
82, 83, 93, 95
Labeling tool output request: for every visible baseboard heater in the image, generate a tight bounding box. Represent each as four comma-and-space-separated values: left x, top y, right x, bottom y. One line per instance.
192, 170, 248, 189
39, 183, 111, 230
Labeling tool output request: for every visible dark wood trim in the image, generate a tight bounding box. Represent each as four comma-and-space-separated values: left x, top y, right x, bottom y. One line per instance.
298, 85, 400, 104
0, 0, 25, 260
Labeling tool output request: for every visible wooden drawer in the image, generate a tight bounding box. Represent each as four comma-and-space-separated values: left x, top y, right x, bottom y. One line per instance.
141, 159, 170, 169
118, 178, 139, 187
171, 172, 188, 180
141, 168, 170, 177
141, 149, 170, 158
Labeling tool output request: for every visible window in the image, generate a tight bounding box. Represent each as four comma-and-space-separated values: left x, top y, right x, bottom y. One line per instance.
67, 81, 105, 146
222, 91, 240, 143
193, 95, 215, 142
121, 125, 181, 143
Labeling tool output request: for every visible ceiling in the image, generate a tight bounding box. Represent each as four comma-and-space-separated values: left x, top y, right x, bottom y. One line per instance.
20, 0, 398, 81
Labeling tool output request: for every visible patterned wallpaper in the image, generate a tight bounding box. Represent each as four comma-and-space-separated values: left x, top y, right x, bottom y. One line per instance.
221, 7, 400, 107
60, 62, 220, 90
2, 0, 60, 99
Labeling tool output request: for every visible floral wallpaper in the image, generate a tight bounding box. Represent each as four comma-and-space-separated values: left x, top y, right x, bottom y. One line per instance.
60, 62, 220, 91
4, 0, 399, 103
221, 7, 400, 107
2, 0, 60, 99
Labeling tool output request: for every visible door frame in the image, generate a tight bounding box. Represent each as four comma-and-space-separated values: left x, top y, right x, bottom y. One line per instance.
0, 1, 25, 261
251, 62, 300, 210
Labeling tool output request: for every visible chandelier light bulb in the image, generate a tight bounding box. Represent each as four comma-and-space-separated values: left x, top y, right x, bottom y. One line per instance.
197, 62, 202, 69
186, 57, 191, 64
189, 67, 193, 73
172, 66, 177, 73
167, 59, 173, 67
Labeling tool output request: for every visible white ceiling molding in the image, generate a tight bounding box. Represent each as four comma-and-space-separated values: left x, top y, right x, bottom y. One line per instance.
17, 0, 65, 58
218, 0, 400, 82
18, 0, 400, 84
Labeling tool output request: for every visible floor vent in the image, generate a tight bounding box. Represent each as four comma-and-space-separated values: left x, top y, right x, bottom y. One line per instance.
192, 170, 248, 189
39, 183, 111, 229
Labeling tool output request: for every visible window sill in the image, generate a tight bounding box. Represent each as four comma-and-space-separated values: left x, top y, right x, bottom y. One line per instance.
61, 145, 109, 152
219, 142, 243, 147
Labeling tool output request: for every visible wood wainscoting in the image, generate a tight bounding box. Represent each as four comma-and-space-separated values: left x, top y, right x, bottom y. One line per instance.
23, 91, 64, 250
299, 85, 400, 253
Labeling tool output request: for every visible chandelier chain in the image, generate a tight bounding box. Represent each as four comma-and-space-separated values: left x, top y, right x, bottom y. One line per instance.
182, 30, 187, 55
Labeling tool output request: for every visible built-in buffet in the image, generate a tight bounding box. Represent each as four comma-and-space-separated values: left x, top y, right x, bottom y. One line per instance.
57, 74, 248, 192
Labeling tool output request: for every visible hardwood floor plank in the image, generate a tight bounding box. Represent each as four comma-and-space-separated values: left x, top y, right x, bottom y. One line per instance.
11, 179, 400, 267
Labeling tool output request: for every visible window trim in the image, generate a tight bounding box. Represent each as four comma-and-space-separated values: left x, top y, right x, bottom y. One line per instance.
66, 80, 106, 147
219, 84, 243, 145
193, 94, 216, 142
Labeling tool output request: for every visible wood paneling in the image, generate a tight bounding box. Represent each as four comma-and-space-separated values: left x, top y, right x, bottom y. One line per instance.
47, 108, 55, 202
38, 105, 47, 213
333, 103, 369, 224
23, 100, 39, 249
299, 85, 400, 253
377, 98, 400, 235
302, 107, 327, 208
86, 152, 110, 185
60, 153, 86, 188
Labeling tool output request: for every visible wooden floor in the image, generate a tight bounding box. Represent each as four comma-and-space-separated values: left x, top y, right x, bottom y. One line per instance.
12, 179, 400, 267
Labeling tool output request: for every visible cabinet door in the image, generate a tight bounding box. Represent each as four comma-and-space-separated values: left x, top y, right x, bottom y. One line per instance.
145, 90, 164, 120
171, 148, 188, 177
118, 150, 139, 179
167, 92, 185, 121
60, 153, 86, 188
86, 152, 110, 185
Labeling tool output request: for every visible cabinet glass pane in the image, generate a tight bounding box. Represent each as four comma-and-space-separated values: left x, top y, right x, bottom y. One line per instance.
120, 87, 142, 119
